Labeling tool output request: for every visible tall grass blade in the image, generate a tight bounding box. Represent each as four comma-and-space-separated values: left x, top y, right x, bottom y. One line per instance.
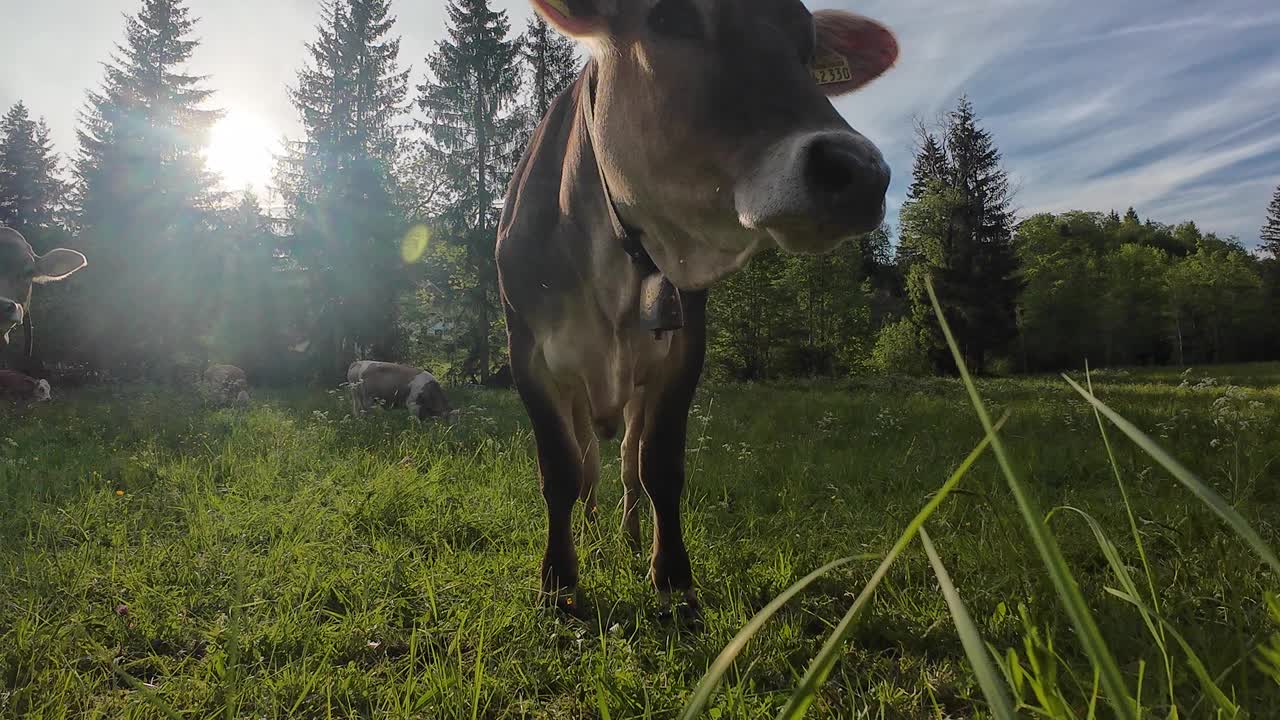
923, 278, 1135, 720
1084, 364, 1177, 713
1104, 587, 1241, 716
679, 555, 859, 720
1050, 505, 1239, 716
1062, 373, 1280, 577
918, 526, 1017, 720
771, 413, 1010, 720
110, 661, 184, 720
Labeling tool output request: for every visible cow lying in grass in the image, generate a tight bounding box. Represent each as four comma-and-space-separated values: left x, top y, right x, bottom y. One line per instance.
346, 361, 452, 421
202, 364, 250, 406
0, 369, 51, 407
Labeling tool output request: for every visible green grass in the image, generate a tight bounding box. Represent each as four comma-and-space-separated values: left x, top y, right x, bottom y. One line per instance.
1, 362, 1278, 718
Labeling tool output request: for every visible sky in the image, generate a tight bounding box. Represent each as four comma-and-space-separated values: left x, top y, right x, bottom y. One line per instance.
1, 0, 1278, 248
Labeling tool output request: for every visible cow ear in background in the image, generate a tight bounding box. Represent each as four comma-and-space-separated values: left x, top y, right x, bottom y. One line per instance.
531, 0, 608, 38
810, 11, 898, 97
34, 249, 87, 284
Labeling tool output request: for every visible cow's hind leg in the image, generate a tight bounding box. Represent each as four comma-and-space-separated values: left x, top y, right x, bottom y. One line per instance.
508, 311, 583, 609
572, 396, 601, 526
639, 292, 708, 618
620, 390, 646, 552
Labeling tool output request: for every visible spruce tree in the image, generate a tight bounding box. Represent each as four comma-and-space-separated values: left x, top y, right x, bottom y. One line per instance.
0, 102, 65, 235
906, 125, 947, 201
278, 0, 410, 377
521, 16, 580, 119
1261, 184, 1280, 258
898, 96, 1021, 374
72, 0, 220, 369
417, 0, 522, 383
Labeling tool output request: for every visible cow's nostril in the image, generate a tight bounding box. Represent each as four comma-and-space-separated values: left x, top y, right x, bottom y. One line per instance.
807, 139, 859, 195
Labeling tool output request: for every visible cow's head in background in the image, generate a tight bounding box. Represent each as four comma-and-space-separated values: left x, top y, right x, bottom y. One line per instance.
532, 0, 897, 289
0, 227, 87, 349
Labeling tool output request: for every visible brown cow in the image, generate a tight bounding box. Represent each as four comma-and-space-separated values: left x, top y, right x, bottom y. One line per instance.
0, 369, 51, 406
203, 364, 251, 406
346, 361, 452, 421
0, 227, 87, 360
497, 0, 898, 614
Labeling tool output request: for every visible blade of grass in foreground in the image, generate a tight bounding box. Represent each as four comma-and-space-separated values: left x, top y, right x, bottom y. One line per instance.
919, 526, 1017, 720
1104, 587, 1242, 716
1051, 505, 1240, 716
682, 415, 1009, 720
1062, 373, 1280, 577
917, 278, 1135, 720
769, 413, 1010, 720
111, 662, 184, 720
1084, 364, 1177, 714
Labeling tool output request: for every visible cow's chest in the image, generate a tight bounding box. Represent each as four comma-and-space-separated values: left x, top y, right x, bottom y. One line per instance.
537, 290, 674, 424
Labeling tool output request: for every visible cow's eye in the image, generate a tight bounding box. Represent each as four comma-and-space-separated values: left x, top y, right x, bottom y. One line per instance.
648, 0, 703, 41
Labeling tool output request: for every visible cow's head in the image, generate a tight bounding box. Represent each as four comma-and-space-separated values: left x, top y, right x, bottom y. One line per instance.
533, 0, 897, 288
407, 373, 452, 422
0, 227, 87, 346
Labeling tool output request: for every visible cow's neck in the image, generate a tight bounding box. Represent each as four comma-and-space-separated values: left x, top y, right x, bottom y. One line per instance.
582, 68, 685, 337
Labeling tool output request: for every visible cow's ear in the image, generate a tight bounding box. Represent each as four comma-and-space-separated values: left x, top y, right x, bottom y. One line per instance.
33, 249, 87, 283
531, 0, 607, 38
811, 11, 898, 97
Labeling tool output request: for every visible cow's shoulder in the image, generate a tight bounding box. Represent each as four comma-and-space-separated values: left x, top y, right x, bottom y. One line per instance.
497, 68, 610, 314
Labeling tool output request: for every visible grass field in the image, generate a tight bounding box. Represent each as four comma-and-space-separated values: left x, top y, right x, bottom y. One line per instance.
2, 363, 1278, 718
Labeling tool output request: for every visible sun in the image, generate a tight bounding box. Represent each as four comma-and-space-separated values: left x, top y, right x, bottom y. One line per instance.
204, 109, 279, 193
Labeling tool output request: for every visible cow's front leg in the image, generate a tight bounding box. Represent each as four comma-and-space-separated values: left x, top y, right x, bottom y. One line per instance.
639, 291, 707, 618
509, 316, 583, 609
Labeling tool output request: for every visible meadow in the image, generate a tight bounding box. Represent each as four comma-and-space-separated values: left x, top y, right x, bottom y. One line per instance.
1, 363, 1278, 718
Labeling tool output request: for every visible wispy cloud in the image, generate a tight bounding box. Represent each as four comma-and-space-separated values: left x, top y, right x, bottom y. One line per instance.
1, 0, 1276, 246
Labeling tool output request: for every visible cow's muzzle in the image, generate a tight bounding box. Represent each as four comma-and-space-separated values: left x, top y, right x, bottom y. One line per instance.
736, 130, 890, 253
804, 134, 890, 232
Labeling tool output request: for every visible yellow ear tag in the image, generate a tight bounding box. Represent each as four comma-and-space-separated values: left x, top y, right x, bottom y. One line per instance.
545, 0, 573, 16
811, 54, 853, 86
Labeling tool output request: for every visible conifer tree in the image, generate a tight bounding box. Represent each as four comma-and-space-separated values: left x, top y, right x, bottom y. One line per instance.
72, 0, 221, 369
1261, 184, 1280, 258
416, 0, 522, 383
277, 0, 410, 377
0, 102, 65, 235
899, 96, 1021, 373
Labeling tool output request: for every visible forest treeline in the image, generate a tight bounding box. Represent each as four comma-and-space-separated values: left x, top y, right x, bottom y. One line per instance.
2, 0, 1278, 385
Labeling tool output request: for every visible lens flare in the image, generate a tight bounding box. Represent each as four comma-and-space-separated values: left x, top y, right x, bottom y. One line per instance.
401, 225, 431, 264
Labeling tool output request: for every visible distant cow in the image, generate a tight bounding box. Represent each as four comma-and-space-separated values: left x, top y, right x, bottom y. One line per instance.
203, 364, 251, 406
0, 369, 51, 406
0, 227, 87, 362
498, 1, 897, 612
347, 361, 452, 421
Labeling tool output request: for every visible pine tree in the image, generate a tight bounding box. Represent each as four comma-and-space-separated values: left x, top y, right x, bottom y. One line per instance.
906, 125, 947, 201
417, 0, 522, 383
1261, 184, 1280, 258
521, 16, 580, 120
898, 96, 1021, 374
278, 0, 411, 378
0, 102, 65, 235
72, 0, 221, 370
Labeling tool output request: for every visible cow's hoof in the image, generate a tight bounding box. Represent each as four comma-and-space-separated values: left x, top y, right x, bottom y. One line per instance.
540, 587, 583, 617
656, 590, 703, 628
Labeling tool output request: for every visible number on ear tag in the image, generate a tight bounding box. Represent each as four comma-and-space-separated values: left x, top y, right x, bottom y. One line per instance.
811, 54, 854, 86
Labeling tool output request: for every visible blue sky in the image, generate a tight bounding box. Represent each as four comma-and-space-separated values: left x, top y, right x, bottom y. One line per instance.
1, 0, 1277, 248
